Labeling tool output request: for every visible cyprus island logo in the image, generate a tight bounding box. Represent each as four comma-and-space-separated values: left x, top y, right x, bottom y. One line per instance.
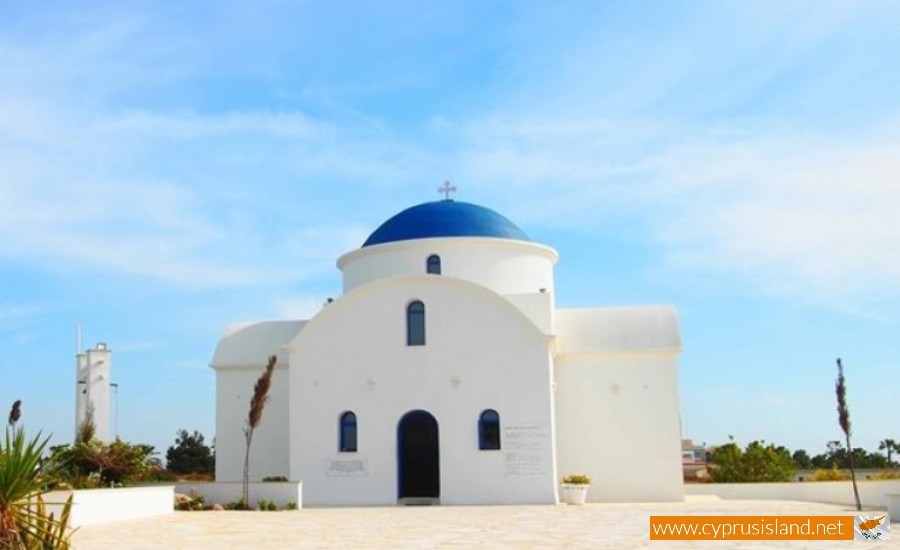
854, 515, 890, 541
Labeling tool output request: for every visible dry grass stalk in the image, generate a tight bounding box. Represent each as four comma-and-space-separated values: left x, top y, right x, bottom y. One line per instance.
241, 355, 277, 509
8, 400, 21, 426
835, 358, 861, 511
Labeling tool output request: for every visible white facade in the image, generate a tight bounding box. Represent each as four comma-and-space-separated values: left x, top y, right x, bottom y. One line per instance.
211, 200, 684, 505
75, 342, 112, 442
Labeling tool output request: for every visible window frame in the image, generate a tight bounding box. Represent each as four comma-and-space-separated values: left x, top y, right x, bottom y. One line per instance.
478, 409, 501, 451
426, 254, 442, 275
406, 300, 426, 346
339, 411, 358, 453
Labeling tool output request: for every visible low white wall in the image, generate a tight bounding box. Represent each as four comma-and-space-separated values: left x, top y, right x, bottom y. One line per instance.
43, 486, 174, 527
686, 480, 900, 509
175, 482, 302, 509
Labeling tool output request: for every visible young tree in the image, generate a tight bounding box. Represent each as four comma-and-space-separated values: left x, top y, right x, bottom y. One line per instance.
810, 452, 830, 469
49, 437, 159, 488
709, 440, 795, 482
792, 449, 812, 470
166, 430, 215, 475
879, 439, 898, 466
852, 448, 890, 469
50, 404, 161, 488
709, 442, 743, 482
835, 358, 861, 511
76, 403, 96, 444
242, 355, 276, 509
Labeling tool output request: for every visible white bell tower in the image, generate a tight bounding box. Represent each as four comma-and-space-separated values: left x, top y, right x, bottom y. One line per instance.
75, 340, 112, 442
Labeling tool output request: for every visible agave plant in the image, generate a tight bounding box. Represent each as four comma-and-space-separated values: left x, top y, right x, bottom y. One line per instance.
1, 409, 73, 549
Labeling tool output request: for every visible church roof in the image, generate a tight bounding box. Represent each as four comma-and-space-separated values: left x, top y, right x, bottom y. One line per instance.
554, 306, 681, 353
362, 200, 530, 247
211, 320, 307, 368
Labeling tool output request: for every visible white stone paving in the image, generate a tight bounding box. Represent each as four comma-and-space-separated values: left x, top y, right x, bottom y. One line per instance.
72, 498, 897, 549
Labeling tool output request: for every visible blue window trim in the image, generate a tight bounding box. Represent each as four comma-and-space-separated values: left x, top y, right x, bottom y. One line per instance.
339, 411, 357, 452
426, 254, 441, 275
407, 300, 426, 346
478, 409, 501, 450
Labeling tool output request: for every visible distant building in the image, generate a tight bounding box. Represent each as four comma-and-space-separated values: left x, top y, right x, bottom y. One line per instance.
212, 195, 684, 505
682, 439, 711, 481
75, 342, 112, 442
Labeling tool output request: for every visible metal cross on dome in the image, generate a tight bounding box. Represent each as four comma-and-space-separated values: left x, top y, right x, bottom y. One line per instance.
438, 180, 457, 200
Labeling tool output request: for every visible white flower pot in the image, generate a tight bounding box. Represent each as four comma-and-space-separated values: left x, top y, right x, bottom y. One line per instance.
560, 483, 590, 505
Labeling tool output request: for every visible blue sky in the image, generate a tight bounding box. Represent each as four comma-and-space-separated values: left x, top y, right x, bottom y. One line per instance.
1, 1, 897, 459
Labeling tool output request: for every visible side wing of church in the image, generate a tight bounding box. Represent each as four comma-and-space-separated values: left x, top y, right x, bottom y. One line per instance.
211, 198, 683, 505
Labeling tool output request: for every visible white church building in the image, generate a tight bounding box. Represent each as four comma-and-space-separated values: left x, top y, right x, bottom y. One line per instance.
212, 194, 684, 506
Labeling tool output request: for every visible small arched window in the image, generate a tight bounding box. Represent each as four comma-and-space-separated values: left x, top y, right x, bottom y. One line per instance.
339, 411, 357, 452
478, 409, 501, 450
426, 254, 441, 275
407, 300, 425, 346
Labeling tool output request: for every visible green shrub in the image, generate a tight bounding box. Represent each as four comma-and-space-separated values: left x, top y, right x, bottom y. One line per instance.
48, 437, 160, 488
166, 430, 215, 475
709, 441, 795, 483
812, 467, 850, 481
262, 475, 288, 482
252, 499, 280, 511
561, 474, 591, 485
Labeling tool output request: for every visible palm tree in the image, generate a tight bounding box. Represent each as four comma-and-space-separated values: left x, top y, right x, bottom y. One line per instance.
879, 439, 898, 467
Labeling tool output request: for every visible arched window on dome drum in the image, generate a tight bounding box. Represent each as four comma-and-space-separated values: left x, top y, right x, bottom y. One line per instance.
339, 411, 357, 452
406, 301, 426, 346
426, 254, 441, 275
478, 409, 501, 450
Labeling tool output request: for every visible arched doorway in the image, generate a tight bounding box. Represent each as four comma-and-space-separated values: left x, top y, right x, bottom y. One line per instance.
397, 410, 440, 503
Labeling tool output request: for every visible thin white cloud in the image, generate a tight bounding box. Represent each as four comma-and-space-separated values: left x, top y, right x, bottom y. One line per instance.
12, 333, 39, 345
0, 179, 363, 288
4, 89, 897, 305
0, 305, 45, 330
0, 101, 384, 288
442, 112, 900, 312
113, 341, 164, 353
92, 110, 327, 141
1, 0, 898, 308
0, 175, 272, 287
0, 305, 47, 351
649, 130, 900, 303
159, 358, 210, 371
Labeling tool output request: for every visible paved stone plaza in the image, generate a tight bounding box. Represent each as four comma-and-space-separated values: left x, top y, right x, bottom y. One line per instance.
73, 498, 896, 549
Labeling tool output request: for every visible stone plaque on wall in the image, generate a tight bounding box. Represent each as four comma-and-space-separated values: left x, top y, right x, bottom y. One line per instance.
503, 424, 549, 477
325, 457, 369, 477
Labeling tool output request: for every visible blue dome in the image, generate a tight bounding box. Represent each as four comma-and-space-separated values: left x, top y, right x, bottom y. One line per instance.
362, 200, 530, 247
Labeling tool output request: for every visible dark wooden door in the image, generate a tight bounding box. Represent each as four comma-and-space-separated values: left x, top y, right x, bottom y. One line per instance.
397, 410, 440, 499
